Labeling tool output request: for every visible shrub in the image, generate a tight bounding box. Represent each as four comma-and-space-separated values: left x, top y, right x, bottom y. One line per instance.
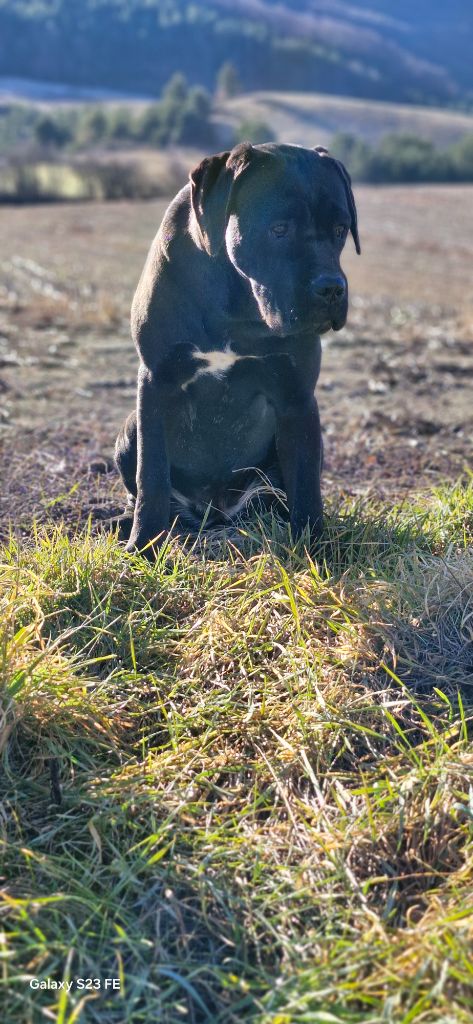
0, 157, 170, 203
330, 131, 372, 179
78, 161, 148, 199
369, 134, 445, 183
235, 117, 274, 144
2, 161, 42, 202
330, 130, 473, 183
450, 133, 473, 178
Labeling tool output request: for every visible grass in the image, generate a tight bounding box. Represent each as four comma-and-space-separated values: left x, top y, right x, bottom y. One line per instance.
1, 481, 473, 1023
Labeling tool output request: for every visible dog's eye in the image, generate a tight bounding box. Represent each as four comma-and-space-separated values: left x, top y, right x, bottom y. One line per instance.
334, 224, 347, 239
270, 221, 289, 238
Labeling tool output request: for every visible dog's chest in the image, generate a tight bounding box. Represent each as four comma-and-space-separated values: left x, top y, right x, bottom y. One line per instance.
180, 345, 262, 393
165, 343, 277, 475
178, 346, 271, 442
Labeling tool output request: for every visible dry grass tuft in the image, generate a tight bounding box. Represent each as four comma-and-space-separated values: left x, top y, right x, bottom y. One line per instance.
374, 547, 473, 690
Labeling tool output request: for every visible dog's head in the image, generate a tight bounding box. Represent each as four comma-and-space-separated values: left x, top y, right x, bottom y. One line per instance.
190, 142, 360, 336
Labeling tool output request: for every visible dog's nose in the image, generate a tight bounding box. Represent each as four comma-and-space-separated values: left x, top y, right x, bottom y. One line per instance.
311, 274, 346, 304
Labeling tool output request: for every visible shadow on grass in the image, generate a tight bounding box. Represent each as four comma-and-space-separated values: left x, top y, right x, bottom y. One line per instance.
186, 494, 434, 576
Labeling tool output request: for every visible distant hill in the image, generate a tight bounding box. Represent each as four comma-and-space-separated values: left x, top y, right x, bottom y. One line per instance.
215, 91, 473, 150
0, 0, 471, 107
330, 1, 473, 93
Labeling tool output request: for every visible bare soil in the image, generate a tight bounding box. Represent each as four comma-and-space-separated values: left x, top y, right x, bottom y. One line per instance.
1, 185, 472, 538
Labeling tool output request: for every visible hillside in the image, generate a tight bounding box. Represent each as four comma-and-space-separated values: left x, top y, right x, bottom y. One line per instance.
215, 91, 473, 150
0, 0, 472, 106
269, 1, 473, 95
337, 0, 473, 91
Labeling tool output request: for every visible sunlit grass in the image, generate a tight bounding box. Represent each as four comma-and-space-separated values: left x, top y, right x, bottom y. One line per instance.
1, 482, 473, 1022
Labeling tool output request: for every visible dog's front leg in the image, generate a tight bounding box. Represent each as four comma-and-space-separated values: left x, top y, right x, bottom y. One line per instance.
126, 366, 170, 554
276, 396, 324, 544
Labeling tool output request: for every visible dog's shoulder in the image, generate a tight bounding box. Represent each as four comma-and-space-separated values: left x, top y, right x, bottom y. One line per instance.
131, 183, 213, 360
158, 183, 193, 250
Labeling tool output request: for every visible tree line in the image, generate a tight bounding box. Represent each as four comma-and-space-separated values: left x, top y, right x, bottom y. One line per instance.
0, 65, 244, 156
31, 75, 217, 152
331, 132, 473, 183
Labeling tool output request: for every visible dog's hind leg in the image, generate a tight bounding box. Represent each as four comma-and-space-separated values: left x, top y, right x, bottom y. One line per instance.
115, 411, 138, 498
112, 412, 138, 540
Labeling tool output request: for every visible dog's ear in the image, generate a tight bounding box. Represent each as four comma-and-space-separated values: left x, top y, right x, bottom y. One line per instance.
314, 145, 361, 255
190, 143, 253, 256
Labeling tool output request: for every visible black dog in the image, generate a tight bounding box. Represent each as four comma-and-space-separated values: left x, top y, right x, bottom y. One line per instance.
115, 142, 360, 552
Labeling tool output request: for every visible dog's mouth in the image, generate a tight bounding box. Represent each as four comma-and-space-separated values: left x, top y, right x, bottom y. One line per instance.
250, 283, 347, 336
277, 312, 345, 336
312, 304, 348, 334
263, 313, 339, 337
329, 312, 347, 332
312, 300, 348, 334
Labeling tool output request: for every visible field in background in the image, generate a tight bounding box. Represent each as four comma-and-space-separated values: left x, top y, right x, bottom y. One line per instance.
2, 87, 473, 203
1, 185, 473, 1022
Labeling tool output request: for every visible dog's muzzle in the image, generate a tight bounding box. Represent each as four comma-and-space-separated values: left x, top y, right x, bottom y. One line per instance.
309, 273, 347, 332
310, 273, 346, 304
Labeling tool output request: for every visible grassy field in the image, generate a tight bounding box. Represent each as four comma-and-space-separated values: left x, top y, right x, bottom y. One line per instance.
1, 185, 473, 1022
2, 485, 473, 1023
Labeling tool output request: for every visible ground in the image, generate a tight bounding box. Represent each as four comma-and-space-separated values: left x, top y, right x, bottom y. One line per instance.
1, 185, 472, 533
1, 186, 473, 1024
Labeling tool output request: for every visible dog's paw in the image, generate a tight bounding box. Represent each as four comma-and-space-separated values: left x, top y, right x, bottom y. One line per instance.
112, 514, 135, 543
289, 515, 324, 556
125, 527, 168, 559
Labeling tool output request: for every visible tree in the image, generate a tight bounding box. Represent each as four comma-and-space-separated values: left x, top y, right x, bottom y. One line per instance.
108, 106, 135, 142
158, 74, 189, 143
162, 73, 188, 108
216, 62, 241, 99
78, 107, 109, 146
172, 87, 215, 146
235, 118, 273, 144
138, 103, 166, 145
34, 115, 70, 149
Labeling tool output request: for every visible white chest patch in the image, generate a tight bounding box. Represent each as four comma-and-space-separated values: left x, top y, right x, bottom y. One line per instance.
182, 346, 261, 391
